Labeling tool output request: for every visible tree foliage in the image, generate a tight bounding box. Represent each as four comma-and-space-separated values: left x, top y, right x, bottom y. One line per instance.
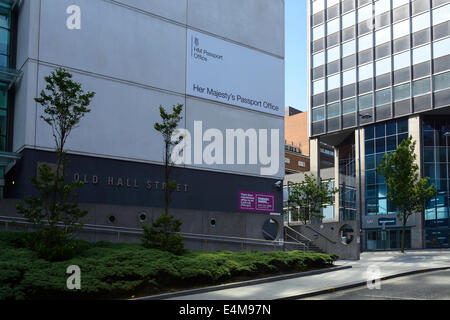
287, 174, 338, 224
377, 136, 436, 253
16, 68, 95, 261
142, 104, 185, 254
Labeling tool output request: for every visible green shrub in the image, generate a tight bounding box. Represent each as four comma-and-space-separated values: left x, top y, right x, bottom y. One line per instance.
0, 231, 337, 300
141, 213, 184, 255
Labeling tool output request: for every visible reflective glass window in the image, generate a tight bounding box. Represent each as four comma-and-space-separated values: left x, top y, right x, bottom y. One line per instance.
393, 51, 410, 70
313, 79, 325, 94
375, 0, 391, 16
412, 44, 431, 65
313, 51, 325, 68
376, 56, 391, 76
432, 4, 450, 26
313, 24, 325, 41
342, 11, 356, 29
343, 98, 356, 114
375, 27, 391, 46
376, 88, 392, 106
412, 12, 431, 33
434, 72, 450, 91
359, 93, 373, 110
313, 107, 325, 122
358, 5, 373, 23
327, 46, 340, 63
327, 18, 340, 35
343, 68, 357, 85
433, 37, 450, 59
359, 63, 373, 81
342, 40, 356, 57
393, 19, 410, 39
413, 78, 431, 96
327, 74, 341, 90
327, 102, 340, 118
358, 33, 373, 52
394, 83, 410, 101
312, 0, 325, 14
393, 0, 409, 9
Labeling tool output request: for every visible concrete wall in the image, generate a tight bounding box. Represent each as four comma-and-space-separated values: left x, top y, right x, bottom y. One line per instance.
291, 220, 361, 260
13, 0, 285, 179
0, 198, 284, 252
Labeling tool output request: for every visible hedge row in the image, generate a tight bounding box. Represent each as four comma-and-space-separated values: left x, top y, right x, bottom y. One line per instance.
0, 231, 337, 300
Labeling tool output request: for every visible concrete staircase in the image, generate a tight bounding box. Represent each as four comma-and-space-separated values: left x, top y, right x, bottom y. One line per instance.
284, 225, 325, 253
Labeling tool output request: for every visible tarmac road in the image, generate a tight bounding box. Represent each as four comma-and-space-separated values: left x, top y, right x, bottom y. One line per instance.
302, 269, 450, 300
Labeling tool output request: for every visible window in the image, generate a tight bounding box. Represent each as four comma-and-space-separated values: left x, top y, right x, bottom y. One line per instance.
327, 74, 340, 90
313, 51, 325, 68
412, 12, 431, 33
375, 27, 391, 46
327, 18, 340, 35
327, 46, 340, 63
313, 107, 325, 122
432, 4, 450, 26
342, 11, 356, 29
434, 72, 450, 91
412, 44, 431, 65
433, 37, 450, 59
327, 102, 340, 118
358, 5, 373, 23
413, 78, 431, 96
298, 161, 306, 167
393, 51, 410, 70
392, 0, 409, 8
327, 0, 339, 8
359, 63, 373, 81
376, 88, 391, 106
313, 79, 325, 94
394, 83, 410, 101
393, 19, 410, 39
342, 40, 356, 57
312, 24, 325, 41
312, 0, 325, 14
359, 93, 373, 110
343, 98, 356, 114
375, 0, 390, 16
285, 158, 291, 164
376, 56, 391, 76
343, 68, 357, 85
358, 33, 373, 52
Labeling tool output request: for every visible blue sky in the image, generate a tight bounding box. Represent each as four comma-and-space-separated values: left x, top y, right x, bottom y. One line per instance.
285, 0, 308, 111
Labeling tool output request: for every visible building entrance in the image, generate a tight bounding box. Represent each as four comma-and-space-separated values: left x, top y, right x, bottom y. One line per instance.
366, 229, 411, 251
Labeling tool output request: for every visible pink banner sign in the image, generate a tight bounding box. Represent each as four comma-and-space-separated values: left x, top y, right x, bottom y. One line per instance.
239, 190, 275, 213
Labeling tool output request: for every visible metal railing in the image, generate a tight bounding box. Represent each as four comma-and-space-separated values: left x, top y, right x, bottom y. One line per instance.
0, 215, 308, 250
304, 225, 337, 244
284, 225, 312, 243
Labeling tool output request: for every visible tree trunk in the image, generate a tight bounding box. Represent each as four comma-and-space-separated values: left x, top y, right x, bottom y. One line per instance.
401, 214, 407, 253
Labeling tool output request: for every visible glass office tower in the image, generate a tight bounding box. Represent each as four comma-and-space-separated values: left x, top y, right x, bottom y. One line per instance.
308, 0, 450, 250
0, 0, 21, 199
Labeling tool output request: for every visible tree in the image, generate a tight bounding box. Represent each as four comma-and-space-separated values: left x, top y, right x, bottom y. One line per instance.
142, 104, 185, 254
16, 68, 95, 261
288, 173, 338, 224
377, 136, 436, 253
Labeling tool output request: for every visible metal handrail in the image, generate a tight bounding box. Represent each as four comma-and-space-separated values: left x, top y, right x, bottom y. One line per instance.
0, 215, 307, 249
284, 233, 307, 251
284, 225, 312, 243
304, 225, 337, 244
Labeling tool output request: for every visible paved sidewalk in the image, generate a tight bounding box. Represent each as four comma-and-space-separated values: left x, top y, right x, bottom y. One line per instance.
168, 249, 450, 300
